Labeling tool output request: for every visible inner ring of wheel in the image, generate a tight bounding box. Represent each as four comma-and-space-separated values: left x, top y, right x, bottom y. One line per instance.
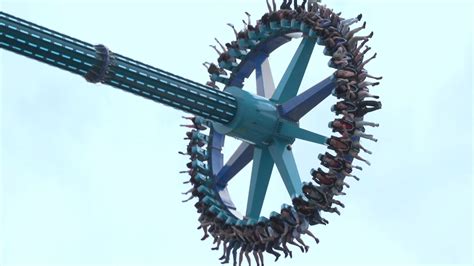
206, 22, 348, 220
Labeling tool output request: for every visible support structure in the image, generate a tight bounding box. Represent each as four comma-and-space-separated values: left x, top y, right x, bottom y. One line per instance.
0, 12, 237, 124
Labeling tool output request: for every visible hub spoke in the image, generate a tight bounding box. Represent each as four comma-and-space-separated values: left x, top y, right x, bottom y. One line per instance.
246, 147, 274, 219
216, 142, 254, 188
270, 37, 316, 103
256, 57, 276, 98
268, 140, 303, 198
278, 76, 335, 121
279, 123, 328, 145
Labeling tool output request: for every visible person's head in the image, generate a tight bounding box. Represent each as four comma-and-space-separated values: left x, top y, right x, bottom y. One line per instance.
336, 101, 347, 110
332, 120, 342, 128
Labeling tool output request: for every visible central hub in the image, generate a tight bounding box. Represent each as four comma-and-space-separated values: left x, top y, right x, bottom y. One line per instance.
212, 86, 295, 146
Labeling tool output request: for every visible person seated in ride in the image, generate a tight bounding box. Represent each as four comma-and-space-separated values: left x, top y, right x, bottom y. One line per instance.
181, 186, 205, 203
344, 21, 366, 41
325, 35, 347, 52
180, 116, 208, 130
269, 10, 281, 22
334, 65, 357, 79
179, 167, 200, 183
318, 152, 361, 180
357, 68, 383, 82
241, 222, 262, 266
219, 223, 237, 264
269, 212, 295, 258
260, 12, 272, 27
291, 197, 329, 225
338, 13, 362, 35
340, 110, 380, 128
326, 134, 372, 158
355, 52, 377, 71
331, 100, 382, 118
310, 167, 348, 194
329, 118, 378, 142
254, 217, 282, 262
301, 183, 341, 215
279, 205, 306, 254
347, 31, 373, 50
330, 46, 351, 67
230, 221, 252, 266
202, 61, 227, 76
283, 203, 317, 252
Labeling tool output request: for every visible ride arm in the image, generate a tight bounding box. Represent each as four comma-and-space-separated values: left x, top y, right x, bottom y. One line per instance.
0, 11, 237, 124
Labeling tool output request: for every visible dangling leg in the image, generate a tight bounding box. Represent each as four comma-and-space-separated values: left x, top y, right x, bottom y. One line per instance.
366, 73, 383, 80
345, 21, 366, 40
182, 187, 193, 195
181, 195, 195, 202
281, 239, 293, 258
353, 130, 377, 142
215, 38, 227, 52
272, 0, 277, 11
348, 31, 373, 50
244, 249, 252, 266
272, 240, 287, 258
355, 120, 379, 128
301, 0, 307, 10
353, 153, 371, 165
238, 248, 244, 266
287, 236, 304, 253
351, 38, 369, 55
226, 23, 239, 38
212, 238, 221, 250
357, 90, 379, 100
252, 250, 260, 266
220, 241, 229, 260
295, 236, 309, 252
209, 45, 221, 55
257, 248, 264, 266
245, 12, 251, 26
304, 229, 320, 243
357, 52, 377, 70
201, 224, 210, 240
232, 242, 241, 266
266, 0, 273, 12
265, 242, 281, 261
354, 141, 372, 154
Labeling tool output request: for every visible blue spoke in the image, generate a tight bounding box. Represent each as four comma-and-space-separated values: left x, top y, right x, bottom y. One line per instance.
279, 123, 328, 145
268, 140, 303, 198
270, 37, 316, 103
215, 142, 254, 188
256, 57, 275, 98
246, 147, 274, 219
278, 76, 335, 121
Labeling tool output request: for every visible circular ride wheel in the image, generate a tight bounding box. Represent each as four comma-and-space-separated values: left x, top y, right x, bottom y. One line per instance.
180, 4, 381, 261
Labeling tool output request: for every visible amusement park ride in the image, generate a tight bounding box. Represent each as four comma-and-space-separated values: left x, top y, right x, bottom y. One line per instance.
1, 0, 382, 264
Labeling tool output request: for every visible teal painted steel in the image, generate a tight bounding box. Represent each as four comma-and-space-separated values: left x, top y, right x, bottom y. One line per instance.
246, 147, 274, 219
270, 37, 316, 103
268, 140, 303, 198
0, 12, 237, 124
278, 122, 328, 144
213, 86, 279, 146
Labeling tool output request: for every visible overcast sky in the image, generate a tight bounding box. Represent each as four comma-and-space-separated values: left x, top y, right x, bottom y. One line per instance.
1, 0, 472, 265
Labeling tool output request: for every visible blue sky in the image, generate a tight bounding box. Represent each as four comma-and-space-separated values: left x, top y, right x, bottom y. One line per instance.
1, 0, 472, 265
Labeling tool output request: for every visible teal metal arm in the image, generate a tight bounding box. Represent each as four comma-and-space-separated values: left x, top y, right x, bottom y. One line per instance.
0, 12, 237, 124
